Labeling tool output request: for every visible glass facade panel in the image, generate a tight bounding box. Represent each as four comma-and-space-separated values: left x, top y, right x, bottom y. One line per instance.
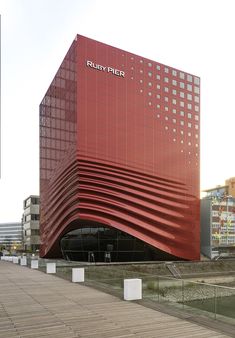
60, 223, 176, 262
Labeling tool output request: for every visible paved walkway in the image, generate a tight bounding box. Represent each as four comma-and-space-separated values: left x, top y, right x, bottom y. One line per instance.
0, 261, 233, 338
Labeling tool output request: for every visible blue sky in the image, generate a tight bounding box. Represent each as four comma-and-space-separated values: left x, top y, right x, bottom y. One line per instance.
1, 0, 235, 222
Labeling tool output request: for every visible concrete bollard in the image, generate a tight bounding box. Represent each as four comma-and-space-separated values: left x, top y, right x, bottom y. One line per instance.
20, 257, 27, 266
31, 260, 39, 269
13, 257, 19, 264
46, 262, 56, 274
72, 268, 84, 282
124, 278, 142, 301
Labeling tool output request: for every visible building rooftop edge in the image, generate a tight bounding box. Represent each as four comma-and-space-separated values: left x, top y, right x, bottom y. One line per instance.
75, 33, 200, 78
203, 185, 228, 192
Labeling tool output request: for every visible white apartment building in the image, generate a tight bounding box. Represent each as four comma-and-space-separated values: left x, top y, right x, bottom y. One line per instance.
23, 195, 40, 252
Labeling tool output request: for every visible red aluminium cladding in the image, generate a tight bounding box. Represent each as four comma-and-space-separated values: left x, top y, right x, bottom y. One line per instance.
39, 34, 200, 260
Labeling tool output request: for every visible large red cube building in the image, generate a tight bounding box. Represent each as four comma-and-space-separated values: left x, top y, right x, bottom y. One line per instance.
40, 35, 200, 261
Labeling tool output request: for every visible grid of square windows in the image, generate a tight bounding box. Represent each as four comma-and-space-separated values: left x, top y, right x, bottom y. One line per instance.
40, 43, 77, 180
136, 57, 200, 165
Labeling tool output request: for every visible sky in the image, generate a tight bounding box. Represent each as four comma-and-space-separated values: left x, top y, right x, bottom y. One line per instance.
0, 0, 235, 222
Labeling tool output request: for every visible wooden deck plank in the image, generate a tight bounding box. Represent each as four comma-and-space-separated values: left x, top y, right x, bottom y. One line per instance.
0, 261, 232, 338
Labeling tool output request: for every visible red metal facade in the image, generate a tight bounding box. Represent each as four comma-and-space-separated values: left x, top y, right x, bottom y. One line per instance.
40, 35, 200, 260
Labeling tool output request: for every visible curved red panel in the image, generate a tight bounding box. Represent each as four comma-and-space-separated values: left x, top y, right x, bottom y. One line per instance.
40, 35, 200, 260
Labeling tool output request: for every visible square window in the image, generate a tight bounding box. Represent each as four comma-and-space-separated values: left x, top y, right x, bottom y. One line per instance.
157, 104, 160, 108
195, 105, 199, 112
156, 94, 161, 99
156, 65, 161, 70
187, 103, 192, 109
172, 79, 177, 86
164, 67, 169, 73
194, 77, 200, 85
180, 92, 185, 98
157, 84, 161, 89
172, 99, 177, 105
187, 74, 193, 82
148, 72, 152, 77
194, 86, 200, 94
156, 74, 160, 80
194, 96, 199, 103
172, 108, 176, 114
180, 101, 184, 107
188, 122, 192, 128
164, 77, 169, 83
187, 84, 192, 91
172, 89, 177, 95
173, 118, 176, 123
165, 106, 169, 111
164, 87, 169, 92
164, 97, 169, 102
195, 115, 199, 121
180, 111, 184, 116
172, 70, 177, 76
188, 113, 192, 119
180, 120, 184, 126
180, 72, 185, 79
187, 93, 192, 100
148, 62, 152, 67
180, 82, 185, 89
148, 82, 152, 86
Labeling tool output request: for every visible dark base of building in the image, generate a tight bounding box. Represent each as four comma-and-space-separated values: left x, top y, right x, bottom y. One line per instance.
60, 221, 180, 262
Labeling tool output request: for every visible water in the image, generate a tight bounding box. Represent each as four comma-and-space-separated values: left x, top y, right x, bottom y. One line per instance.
185, 294, 235, 319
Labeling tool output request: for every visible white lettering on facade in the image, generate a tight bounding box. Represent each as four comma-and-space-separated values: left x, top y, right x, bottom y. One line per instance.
86, 60, 125, 78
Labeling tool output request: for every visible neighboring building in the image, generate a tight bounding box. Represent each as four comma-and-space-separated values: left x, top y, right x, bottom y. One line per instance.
23, 195, 40, 252
201, 179, 235, 259
40, 34, 200, 261
204, 177, 235, 199
0, 222, 23, 250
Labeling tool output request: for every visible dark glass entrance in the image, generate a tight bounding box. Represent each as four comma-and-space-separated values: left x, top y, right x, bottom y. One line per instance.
60, 221, 177, 262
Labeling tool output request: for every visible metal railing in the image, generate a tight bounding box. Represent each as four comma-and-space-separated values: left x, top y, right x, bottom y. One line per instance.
16, 257, 235, 324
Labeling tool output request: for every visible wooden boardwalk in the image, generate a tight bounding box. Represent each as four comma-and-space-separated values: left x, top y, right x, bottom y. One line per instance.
0, 261, 233, 338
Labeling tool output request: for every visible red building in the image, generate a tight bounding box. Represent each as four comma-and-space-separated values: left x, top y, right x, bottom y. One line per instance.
40, 35, 200, 261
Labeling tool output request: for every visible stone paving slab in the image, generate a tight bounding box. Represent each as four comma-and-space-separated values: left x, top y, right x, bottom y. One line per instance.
0, 261, 233, 338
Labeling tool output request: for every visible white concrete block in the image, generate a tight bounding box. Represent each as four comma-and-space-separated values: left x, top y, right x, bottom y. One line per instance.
31, 260, 39, 269
20, 257, 27, 266
72, 268, 84, 282
46, 262, 56, 274
13, 257, 19, 264
124, 278, 142, 301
